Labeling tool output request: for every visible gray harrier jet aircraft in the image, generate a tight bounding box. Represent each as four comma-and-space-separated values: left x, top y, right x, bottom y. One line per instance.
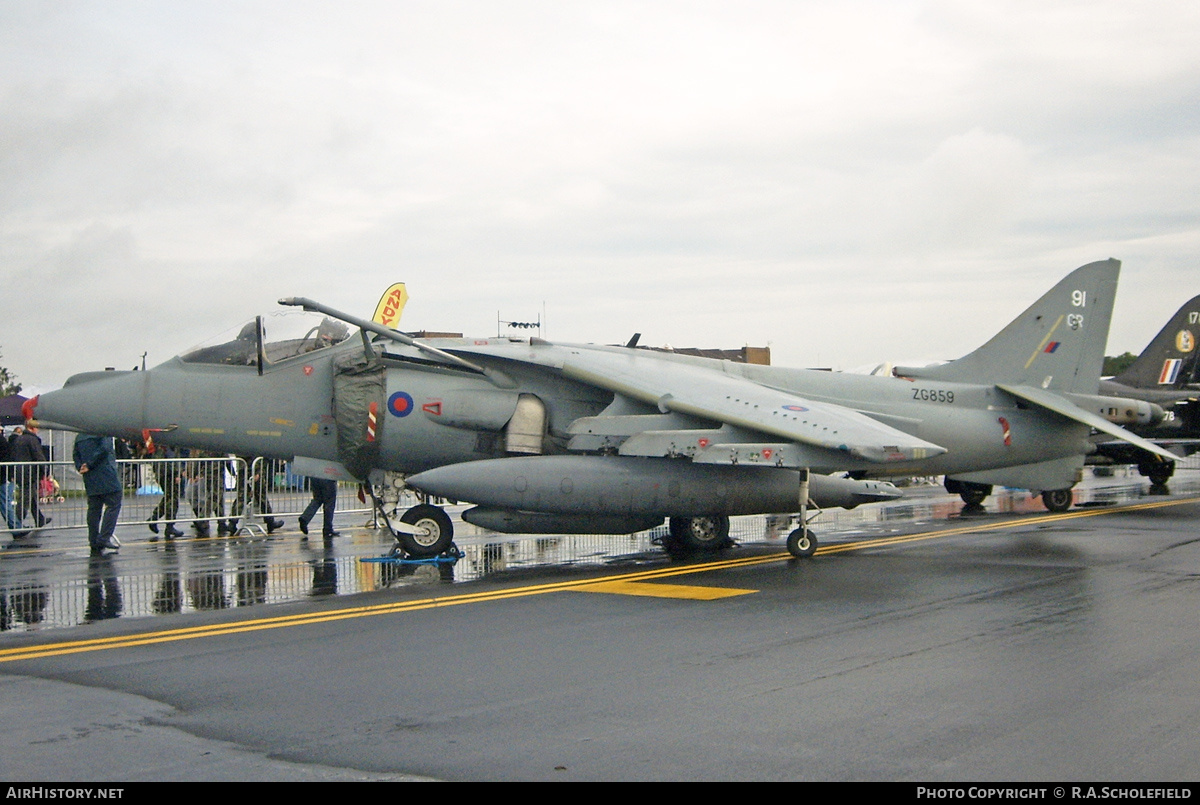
28, 259, 1175, 558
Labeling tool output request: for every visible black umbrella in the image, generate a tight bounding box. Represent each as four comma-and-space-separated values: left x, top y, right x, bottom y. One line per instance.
0, 393, 29, 426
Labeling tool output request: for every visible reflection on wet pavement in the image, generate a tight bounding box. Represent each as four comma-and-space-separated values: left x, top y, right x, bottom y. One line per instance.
3, 466, 1197, 632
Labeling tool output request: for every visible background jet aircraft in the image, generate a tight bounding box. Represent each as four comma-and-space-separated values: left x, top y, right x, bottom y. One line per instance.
28, 259, 1175, 559
1083, 293, 1200, 488
1100, 292, 1200, 412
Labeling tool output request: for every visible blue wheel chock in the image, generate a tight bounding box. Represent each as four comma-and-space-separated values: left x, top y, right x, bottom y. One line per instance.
360, 545, 464, 566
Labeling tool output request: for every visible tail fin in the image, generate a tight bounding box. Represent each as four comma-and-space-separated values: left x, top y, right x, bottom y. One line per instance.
893, 259, 1120, 395
1110, 293, 1200, 390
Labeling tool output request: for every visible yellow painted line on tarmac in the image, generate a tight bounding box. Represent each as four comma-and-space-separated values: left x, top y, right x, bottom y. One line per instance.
812, 494, 1200, 557
2, 495, 1197, 664
0, 563, 764, 663
575, 580, 757, 600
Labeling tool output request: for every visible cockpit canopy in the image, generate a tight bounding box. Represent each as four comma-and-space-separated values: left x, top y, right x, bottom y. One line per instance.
181, 316, 351, 366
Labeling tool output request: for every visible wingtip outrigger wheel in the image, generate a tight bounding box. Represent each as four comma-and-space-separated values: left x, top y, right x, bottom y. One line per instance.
787, 467, 819, 558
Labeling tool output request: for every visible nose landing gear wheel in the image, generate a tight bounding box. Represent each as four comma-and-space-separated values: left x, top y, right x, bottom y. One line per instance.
398, 504, 454, 557
787, 527, 818, 558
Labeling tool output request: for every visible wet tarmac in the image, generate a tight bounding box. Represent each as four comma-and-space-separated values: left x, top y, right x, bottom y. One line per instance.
2, 465, 1197, 632
3, 463, 1200, 781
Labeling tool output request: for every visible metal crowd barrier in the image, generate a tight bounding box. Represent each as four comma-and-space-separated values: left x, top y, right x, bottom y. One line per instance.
0, 456, 377, 536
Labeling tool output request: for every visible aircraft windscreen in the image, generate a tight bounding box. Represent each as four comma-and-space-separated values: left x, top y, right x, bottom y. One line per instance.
180, 312, 351, 366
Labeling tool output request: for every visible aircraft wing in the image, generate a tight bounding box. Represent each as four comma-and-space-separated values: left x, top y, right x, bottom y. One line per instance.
997, 383, 1180, 462
556, 348, 946, 465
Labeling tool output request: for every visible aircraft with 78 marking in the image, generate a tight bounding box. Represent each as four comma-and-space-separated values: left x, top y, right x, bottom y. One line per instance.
1084, 292, 1200, 489
27, 259, 1175, 559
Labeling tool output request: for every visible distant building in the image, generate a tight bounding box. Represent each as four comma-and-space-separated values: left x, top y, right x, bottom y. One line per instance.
411, 331, 466, 339
646, 345, 771, 365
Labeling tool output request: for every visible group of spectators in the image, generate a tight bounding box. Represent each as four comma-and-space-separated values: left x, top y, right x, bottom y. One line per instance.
0, 422, 52, 537
143, 445, 286, 542
2, 424, 338, 553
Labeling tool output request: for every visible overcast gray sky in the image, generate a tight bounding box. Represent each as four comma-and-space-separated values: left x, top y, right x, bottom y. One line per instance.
3, 1, 1199, 394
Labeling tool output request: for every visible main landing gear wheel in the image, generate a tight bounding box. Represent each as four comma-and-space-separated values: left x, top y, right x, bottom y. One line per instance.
398, 504, 454, 557
1041, 488, 1073, 513
958, 483, 992, 507
668, 515, 731, 552
787, 527, 818, 558
1139, 460, 1175, 490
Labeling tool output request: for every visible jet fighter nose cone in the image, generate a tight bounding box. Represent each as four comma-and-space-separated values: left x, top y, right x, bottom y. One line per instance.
33, 370, 149, 437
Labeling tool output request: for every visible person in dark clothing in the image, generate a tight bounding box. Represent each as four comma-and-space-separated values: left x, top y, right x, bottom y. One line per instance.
181, 450, 232, 537
185, 449, 214, 537
115, 438, 137, 489
73, 433, 122, 553
0, 430, 22, 532
10, 423, 50, 529
213, 454, 236, 535
299, 477, 339, 539
148, 445, 184, 539
230, 456, 284, 533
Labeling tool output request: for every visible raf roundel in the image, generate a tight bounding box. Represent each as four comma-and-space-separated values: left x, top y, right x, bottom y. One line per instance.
388, 391, 415, 418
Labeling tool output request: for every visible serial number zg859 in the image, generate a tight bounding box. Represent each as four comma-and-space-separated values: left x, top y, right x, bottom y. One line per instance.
912, 388, 955, 404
